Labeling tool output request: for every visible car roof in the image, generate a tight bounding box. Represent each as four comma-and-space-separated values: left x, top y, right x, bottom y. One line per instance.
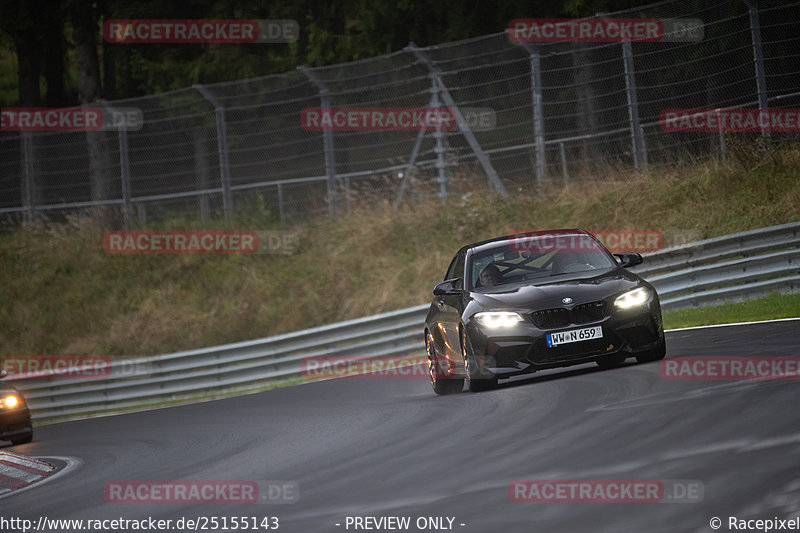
460, 229, 594, 254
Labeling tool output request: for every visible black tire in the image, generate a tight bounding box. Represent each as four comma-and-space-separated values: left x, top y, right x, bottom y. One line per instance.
426, 332, 463, 395
636, 338, 667, 363
461, 329, 497, 393
11, 433, 33, 445
596, 355, 626, 370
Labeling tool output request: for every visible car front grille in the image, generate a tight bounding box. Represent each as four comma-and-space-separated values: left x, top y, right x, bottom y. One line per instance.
529, 301, 607, 329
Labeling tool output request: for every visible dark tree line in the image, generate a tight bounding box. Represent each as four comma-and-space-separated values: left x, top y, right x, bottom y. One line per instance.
0, 0, 655, 107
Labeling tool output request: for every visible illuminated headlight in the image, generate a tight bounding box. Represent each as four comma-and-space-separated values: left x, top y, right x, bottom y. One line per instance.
473, 311, 524, 328
1, 394, 21, 409
614, 287, 650, 309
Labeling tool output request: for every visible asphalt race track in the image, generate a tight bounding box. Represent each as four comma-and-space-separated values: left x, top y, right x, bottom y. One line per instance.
3, 319, 799, 533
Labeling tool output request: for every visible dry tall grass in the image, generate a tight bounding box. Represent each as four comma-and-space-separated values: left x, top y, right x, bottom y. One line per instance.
1, 145, 798, 356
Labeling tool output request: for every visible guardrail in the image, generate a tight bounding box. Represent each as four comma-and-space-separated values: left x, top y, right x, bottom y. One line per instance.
7, 222, 799, 420
631, 221, 800, 308
8, 304, 430, 420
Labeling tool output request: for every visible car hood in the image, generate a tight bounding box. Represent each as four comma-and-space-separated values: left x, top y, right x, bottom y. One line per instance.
468, 268, 642, 311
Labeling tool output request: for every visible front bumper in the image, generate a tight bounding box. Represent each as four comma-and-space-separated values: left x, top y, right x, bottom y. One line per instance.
0, 408, 33, 441
465, 299, 663, 378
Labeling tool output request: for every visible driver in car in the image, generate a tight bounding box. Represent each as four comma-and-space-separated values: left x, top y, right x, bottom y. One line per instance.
479, 264, 503, 287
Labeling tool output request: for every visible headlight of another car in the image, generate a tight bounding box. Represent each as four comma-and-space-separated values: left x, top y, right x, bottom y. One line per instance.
0, 394, 21, 409
614, 287, 650, 309
473, 311, 524, 328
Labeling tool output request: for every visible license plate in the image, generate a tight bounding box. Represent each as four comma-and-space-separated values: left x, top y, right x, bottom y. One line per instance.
547, 326, 603, 347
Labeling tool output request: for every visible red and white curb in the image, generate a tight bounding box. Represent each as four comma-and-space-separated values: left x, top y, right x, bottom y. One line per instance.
0, 452, 55, 495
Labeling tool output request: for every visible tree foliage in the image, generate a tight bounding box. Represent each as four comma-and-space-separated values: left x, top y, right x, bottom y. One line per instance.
0, 0, 798, 106
0, 0, 681, 106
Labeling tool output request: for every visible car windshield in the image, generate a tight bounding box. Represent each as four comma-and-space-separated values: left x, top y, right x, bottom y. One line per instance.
468, 234, 616, 289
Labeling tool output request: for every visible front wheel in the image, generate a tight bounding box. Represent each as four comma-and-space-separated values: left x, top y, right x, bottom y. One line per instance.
426, 332, 463, 395
461, 329, 497, 393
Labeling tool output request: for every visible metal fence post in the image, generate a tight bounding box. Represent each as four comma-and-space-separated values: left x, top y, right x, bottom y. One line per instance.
277, 183, 285, 224
344, 176, 351, 213
622, 40, 647, 171
407, 43, 508, 196
559, 142, 569, 184
393, 127, 427, 209
745, 0, 770, 148
429, 76, 448, 201
97, 100, 133, 228
299, 66, 338, 217
524, 44, 546, 187
716, 110, 728, 166
194, 84, 233, 218
21, 132, 35, 226
195, 131, 211, 222
118, 118, 132, 227
394, 78, 459, 208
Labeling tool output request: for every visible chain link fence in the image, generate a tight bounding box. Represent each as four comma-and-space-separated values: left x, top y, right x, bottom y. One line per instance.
1, 0, 799, 226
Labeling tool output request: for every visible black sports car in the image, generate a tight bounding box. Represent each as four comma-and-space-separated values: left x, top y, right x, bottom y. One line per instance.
424, 229, 666, 394
0, 370, 33, 445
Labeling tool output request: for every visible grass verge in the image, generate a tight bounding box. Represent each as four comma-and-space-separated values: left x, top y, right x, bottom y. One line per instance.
663, 292, 800, 330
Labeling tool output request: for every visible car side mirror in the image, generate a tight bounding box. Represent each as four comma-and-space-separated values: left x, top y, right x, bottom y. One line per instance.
433, 278, 461, 296
615, 252, 643, 268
